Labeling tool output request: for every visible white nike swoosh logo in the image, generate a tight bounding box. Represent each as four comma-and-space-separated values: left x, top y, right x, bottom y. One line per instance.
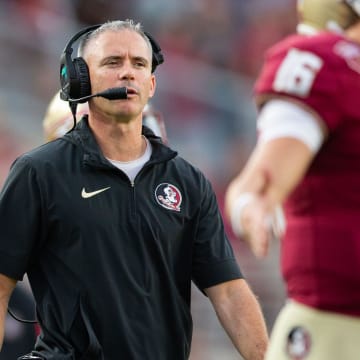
81, 187, 111, 199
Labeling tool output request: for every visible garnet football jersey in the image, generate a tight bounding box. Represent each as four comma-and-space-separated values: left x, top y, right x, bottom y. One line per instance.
255, 32, 360, 316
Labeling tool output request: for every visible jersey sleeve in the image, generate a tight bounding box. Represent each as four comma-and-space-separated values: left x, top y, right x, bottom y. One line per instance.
191, 177, 243, 291
0, 156, 44, 280
254, 36, 344, 131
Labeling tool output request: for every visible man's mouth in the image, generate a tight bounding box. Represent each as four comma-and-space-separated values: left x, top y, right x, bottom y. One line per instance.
125, 87, 138, 96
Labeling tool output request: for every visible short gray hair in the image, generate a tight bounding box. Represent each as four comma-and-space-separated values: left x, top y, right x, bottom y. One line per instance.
78, 19, 152, 58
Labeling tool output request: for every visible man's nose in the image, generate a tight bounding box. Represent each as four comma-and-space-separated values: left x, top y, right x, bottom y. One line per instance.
118, 60, 135, 80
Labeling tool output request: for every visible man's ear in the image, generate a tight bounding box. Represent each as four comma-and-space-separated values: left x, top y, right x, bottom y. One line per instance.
149, 74, 156, 99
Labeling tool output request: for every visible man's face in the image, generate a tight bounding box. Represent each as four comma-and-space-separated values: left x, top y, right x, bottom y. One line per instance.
84, 29, 156, 121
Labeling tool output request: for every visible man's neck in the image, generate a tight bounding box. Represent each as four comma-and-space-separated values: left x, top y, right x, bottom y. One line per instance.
89, 116, 145, 162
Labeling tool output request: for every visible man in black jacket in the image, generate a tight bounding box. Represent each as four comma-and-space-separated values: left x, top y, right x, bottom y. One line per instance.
0, 19, 268, 360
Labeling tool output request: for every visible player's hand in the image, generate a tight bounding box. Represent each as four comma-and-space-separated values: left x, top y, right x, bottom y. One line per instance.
229, 193, 285, 258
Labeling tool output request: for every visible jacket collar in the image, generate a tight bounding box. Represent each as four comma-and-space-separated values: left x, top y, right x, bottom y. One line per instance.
64, 115, 177, 167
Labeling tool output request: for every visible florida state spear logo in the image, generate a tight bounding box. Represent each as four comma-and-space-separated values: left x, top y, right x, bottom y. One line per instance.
286, 326, 311, 359
155, 183, 182, 212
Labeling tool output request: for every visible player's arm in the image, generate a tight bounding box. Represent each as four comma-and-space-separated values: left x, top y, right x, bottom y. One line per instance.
205, 279, 268, 360
225, 99, 326, 258
0, 273, 17, 350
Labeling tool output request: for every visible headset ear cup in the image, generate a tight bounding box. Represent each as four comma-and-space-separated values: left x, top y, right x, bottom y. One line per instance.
144, 31, 164, 73
73, 57, 91, 103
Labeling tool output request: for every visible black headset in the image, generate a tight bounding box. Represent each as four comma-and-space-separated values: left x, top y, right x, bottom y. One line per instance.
59, 23, 164, 103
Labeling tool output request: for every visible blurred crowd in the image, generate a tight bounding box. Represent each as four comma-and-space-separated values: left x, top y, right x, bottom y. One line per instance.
0, 0, 297, 359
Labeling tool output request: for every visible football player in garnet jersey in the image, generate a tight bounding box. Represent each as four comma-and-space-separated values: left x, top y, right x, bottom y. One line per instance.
43, 90, 168, 144
225, 0, 360, 359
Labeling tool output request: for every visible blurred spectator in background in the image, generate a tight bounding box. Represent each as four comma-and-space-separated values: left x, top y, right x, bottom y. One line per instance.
43, 92, 89, 142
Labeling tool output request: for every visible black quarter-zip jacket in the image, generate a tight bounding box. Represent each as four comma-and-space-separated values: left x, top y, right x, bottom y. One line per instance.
0, 117, 242, 360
